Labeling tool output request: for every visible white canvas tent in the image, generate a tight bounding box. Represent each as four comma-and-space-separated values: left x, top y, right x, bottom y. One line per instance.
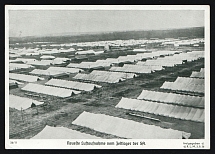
160, 81, 204, 93
22, 83, 81, 98
45, 79, 101, 91
72, 111, 191, 139
137, 90, 204, 108
116, 97, 204, 122
190, 71, 204, 79
9, 95, 44, 110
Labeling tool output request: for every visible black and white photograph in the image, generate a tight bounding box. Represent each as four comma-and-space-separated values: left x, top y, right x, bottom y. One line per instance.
5, 5, 210, 149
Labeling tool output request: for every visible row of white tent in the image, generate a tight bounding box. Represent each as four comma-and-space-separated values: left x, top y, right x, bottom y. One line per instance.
116, 97, 204, 123
21, 83, 81, 98
66, 50, 204, 72
71, 111, 191, 139
161, 39, 204, 47
106, 51, 202, 73
30, 67, 83, 76
38, 38, 203, 48
160, 77, 204, 94
139, 51, 204, 67
45, 79, 102, 92
9, 95, 44, 110
10, 37, 204, 53
66, 50, 182, 69
73, 70, 137, 83
9, 73, 44, 82
137, 90, 204, 108
107, 51, 204, 74
190, 68, 204, 79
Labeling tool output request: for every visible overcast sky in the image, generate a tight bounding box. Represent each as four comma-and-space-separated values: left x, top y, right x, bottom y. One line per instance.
9, 10, 204, 37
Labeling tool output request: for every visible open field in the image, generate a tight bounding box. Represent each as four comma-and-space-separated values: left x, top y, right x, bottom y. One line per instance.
9, 53, 204, 139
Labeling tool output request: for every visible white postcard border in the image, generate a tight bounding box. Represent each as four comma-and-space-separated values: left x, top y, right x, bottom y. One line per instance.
5, 5, 210, 149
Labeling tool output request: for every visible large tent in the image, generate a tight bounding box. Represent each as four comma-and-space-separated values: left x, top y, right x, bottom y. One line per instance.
160, 81, 204, 94
9, 73, 44, 82
72, 111, 191, 139
9, 95, 44, 110
22, 83, 81, 98
45, 79, 101, 91
137, 90, 204, 108
116, 97, 204, 122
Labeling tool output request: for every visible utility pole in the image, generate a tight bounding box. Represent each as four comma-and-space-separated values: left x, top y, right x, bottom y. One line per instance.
21, 107, 24, 122
36, 107, 39, 115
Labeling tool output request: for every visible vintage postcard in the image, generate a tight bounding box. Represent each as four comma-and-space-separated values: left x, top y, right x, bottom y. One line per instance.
5, 5, 210, 149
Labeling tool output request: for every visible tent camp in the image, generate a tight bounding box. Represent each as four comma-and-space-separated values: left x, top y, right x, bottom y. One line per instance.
22, 83, 81, 98
9, 95, 44, 110
137, 90, 204, 108
116, 97, 204, 122
31, 125, 101, 139
72, 111, 191, 139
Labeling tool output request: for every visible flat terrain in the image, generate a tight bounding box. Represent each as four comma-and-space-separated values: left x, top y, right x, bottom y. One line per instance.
9, 56, 204, 139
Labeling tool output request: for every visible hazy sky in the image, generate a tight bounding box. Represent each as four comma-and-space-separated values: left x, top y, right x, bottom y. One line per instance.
9, 10, 204, 37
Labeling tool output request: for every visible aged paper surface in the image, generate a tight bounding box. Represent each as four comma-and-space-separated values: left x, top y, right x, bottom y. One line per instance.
5, 5, 210, 149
